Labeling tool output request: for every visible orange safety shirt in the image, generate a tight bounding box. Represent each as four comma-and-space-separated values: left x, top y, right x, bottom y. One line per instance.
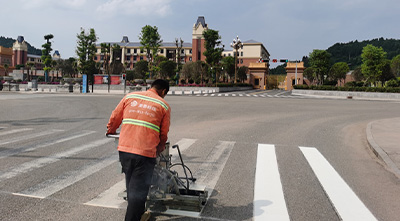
107, 88, 171, 158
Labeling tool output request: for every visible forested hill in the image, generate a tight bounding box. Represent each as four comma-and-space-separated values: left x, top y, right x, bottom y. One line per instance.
0, 36, 42, 55
327, 37, 400, 69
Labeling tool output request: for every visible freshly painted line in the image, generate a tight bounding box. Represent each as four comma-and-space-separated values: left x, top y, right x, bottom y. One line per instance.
211, 94, 215, 97
0, 138, 112, 181
232, 94, 237, 97
260, 95, 265, 97
84, 179, 126, 208
299, 146, 377, 221
218, 94, 222, 97
194, 141, 235, 198
253, 95, 258, 97
254, 144, 290, 221
17, 154, 118, 199
239, 94, 243, 97
0, 129, 63, 146
0, 128, 33, 136
0, 130, 96, 160
225, 94, 229, 96
246, 94, 251, 97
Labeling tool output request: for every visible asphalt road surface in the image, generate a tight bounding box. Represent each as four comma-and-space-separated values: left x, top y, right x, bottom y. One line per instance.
1, 91, 400, 221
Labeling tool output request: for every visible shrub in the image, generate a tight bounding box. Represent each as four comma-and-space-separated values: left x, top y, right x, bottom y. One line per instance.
385, 79, 400, 87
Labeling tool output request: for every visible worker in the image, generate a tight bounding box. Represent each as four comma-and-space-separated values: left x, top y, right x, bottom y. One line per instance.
106, 79, 171, 221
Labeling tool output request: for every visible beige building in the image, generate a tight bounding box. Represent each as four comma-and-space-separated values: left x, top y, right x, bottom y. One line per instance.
222, 40, 270, 67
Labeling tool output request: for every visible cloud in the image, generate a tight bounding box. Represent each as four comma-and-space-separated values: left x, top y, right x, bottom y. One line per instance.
96, 0, 172, 18
20, 0, 87, 10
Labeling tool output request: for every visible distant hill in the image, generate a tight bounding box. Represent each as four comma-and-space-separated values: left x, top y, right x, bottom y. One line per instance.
326, 37, 400, 69
0, 36, 42, 56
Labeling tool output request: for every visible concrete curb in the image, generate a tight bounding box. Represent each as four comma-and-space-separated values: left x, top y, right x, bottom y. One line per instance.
366, 121, 400, 178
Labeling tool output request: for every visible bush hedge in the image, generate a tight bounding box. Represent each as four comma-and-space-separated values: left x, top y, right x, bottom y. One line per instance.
293, 85, 400, 93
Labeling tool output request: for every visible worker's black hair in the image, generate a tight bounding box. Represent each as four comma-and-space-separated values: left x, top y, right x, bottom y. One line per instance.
151, 79, 169, 94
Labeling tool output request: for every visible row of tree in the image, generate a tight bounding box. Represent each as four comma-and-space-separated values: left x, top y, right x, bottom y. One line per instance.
303, 45, 400, 87
24, 25, 244, 88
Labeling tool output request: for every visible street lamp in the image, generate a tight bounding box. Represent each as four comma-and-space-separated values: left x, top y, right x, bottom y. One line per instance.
230, 36, 243, 84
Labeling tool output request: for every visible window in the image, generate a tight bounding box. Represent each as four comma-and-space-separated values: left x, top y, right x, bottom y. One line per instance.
133, 56, 137, 61
101, 55, 104, 60
126, 56, 131, 61
127, 49, 131, 54
181, 49, 184, 54
240, 59, 243, 64
134, 49, 137, 54
241, 52, 243, 56
140, 56, 143, 60
94, 56, 97, 60
189, 49, 192, 54
160, 49, 164, 54
189, 57, 192, 61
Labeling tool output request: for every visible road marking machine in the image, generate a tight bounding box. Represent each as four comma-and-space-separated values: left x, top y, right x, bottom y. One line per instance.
106, 134, 208, 214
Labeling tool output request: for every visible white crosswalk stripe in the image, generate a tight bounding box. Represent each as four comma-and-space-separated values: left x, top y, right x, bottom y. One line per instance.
0, 130, 377, 220
0, 128, 33, 136
0, 138, 111, 181
300, 147, 377, 221
0, 130, 96, 160
0, 129, 64, 146
254, 144, 290, 220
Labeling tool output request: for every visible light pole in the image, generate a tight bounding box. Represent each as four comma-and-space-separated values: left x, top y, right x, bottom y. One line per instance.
230, 36, 243, 84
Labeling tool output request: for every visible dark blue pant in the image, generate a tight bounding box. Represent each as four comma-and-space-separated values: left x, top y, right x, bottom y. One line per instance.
119, 151, 156, 221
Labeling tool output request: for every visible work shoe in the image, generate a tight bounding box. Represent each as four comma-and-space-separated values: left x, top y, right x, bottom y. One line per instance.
140, 211, 151, 221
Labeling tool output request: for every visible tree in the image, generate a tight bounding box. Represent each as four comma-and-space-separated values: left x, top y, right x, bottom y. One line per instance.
203, 29, 224, 85
303, 67, 316, 84
133, 60, 148, 79
391, 54, 400, 77
221, 56, 235, 82
76, 28, 97, 92
3, 64, 9, 76
175, 38, 184, 72
41, 34, 54, 82
309, 49, 331, 85
361, 44, 387, 86
329, 62, 349, 86
159, 60, 176, 80
380, 59, 395, 85
352, 67, 364, 82
139, 25, 162, 79
237, 66, 248, 83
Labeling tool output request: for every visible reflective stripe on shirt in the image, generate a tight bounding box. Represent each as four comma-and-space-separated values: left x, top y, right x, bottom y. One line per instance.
122, 119, 160, 133
125, 94, 168, 111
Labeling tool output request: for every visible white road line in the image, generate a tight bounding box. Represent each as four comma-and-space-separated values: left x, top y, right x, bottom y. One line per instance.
16, 154, 118, 199
239, 94, 243, 97
0, 138, 112, 181
224, 94, 229, 96
275, 91, 288, 96
254, 144, 290, 221
299, 146, 377, 221
0, 130, 96, 160
211, 94, 215, 97
84, 179, 126, 208
0, 128, 33, 137
253, 95, 258, 97
194, 141, 235, 195
170, 138, 197, 163
232, 94, 237, 97
0, 129, 64, 146
218, 94, 222, 97
260, 95, 266, 97
246, 94, 251, 97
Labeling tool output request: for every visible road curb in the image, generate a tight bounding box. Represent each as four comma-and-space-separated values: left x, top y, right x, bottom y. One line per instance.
366, 121, 400, 178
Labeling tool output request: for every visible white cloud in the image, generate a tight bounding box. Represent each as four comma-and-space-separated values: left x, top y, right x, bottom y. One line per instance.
20, 0, 87, 10
96, 0, 172, 18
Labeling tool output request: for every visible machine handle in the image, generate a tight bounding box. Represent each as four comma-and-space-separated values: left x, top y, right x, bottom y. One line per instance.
106, 133, 120, 139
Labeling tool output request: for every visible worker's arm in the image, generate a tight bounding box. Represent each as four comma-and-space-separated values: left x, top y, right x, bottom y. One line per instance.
106, 97, 125, 135
157, 107, 171, 154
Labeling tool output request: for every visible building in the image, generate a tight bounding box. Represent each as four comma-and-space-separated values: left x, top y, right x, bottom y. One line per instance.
222, 40, 270, 67
0, 46, 13, 76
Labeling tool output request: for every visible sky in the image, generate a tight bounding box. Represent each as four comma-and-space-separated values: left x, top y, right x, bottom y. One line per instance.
2, 0, 399, 68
